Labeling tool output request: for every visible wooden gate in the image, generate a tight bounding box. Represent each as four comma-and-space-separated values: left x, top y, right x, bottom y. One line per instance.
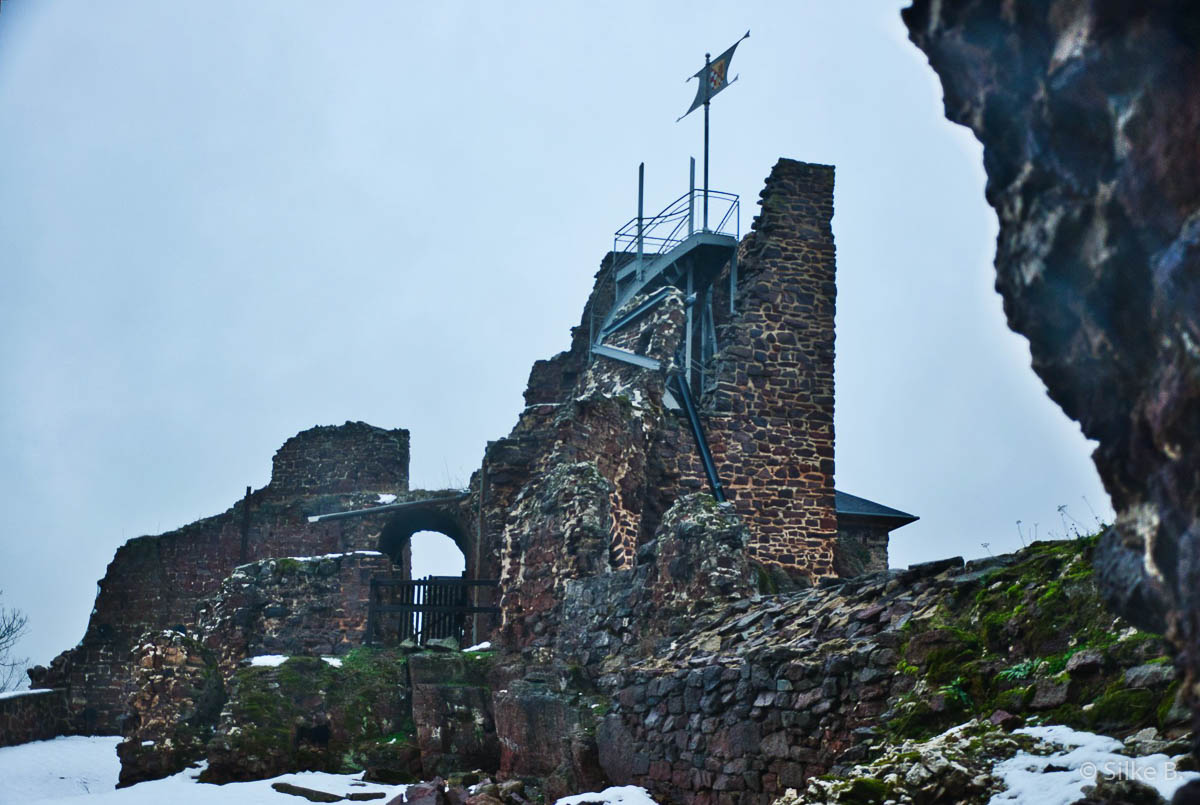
366, 577, 499, 647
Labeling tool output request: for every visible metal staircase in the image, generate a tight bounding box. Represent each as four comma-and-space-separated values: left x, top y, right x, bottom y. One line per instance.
589, 162, 740, 503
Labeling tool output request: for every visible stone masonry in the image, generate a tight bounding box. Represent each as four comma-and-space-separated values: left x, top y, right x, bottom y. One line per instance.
660, 161, 838, 577
28, 422, 412, 734
480, 159, 843, 653
12, 158, 905, 754
0, 689, 70, 748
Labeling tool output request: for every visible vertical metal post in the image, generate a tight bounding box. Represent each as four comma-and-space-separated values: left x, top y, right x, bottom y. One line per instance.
688, 157, 695, 237
699, 288, 709, 391
703, 52, 710, 232
473, 460, 485, 647
637, 162, 645, 280
686, 265, 694, 388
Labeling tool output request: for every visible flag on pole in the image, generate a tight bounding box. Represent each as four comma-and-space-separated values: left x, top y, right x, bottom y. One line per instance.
678, 31, 749, 121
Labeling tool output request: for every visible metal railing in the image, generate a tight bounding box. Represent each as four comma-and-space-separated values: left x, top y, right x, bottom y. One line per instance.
613, 188, 740, 262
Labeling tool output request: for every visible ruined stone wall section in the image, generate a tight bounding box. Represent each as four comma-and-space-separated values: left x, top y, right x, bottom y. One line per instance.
582, 544, 1178, 805
270, 422, 410, 496
587, 292, 687, 570
657, 160, 838, 580
833, 521, 890, 578
492, 292, 688, 649
196, 551, 394, 674
0, 689, 70, 747
30, 422, 411, 734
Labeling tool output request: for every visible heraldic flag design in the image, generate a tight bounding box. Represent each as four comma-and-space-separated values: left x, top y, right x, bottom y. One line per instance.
678, 30, 750, 121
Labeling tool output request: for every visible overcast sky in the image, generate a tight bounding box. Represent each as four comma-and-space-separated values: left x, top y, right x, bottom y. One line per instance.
0, 2, 1113, 671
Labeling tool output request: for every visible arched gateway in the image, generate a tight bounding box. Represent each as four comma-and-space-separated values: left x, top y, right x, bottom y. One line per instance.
309, 492, 499, 647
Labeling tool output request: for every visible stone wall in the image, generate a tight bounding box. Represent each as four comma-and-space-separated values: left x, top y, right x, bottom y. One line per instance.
270, 421, 410, 495
409, 652, 500, 776
117, 631, 222, 787
488, 291, 689, 651
631, 162, 839, 581
0, 689, 70, 747
832, 519, 890, 578
203, 651, 415, 784
697, 161, 838, 579
576, 539, 1181, 805
118, 642, 499, 787
30, 422, 410, 735
118, 552, 475, 787
485, 159, 842, 653
196, 551, 394, 674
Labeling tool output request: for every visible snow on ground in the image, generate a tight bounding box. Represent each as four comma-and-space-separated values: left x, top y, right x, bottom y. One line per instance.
556, 786, 660, 805
464, 641, 492, 652
377, 494, 397, 504
0, 736, 121, 803
990, 725, 1199, 805
322, 656, 343, 667
0, 736, 406, 805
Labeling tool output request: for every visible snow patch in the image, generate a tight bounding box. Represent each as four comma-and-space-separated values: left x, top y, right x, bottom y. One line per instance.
0, 735, 122, 801
321, 657, 343, 668
0, 735, 408, 804
247, 655, 288, 667
285, 550, 383, 562
464, 641, 492, 652
989, 724, 1199, 804
377, 494, 397, 504
556, 785, 660, 805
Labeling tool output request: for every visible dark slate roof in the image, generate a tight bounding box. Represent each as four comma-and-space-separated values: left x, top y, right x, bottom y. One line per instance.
835, 490, 919, 527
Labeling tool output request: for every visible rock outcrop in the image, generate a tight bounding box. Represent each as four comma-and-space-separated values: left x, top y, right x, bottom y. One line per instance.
901, 0, 1200, 738
584, 536, 1184, 804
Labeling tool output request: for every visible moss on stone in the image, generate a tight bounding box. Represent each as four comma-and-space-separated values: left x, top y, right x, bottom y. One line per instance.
1088, 687, 1158, 732
274, 557, 305, 575
840, 777, 890, 804
884, 534, 1177, 743
207, 648, 412, 781
1157, 680, 1184, 730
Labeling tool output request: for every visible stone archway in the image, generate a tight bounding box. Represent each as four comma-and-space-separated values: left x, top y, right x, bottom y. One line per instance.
372, 495, 497, 646
378, 504, 471, 580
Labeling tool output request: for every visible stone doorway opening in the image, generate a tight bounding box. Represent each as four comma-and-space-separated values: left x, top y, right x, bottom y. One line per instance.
371, 505, 498, 647
409, 531, 465, 581
378, 506, 470, 580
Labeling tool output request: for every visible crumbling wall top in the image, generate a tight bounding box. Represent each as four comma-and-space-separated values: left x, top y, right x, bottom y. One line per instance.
270, 421, 410, 495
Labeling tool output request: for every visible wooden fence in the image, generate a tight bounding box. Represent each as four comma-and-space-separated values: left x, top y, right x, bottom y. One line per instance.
366, 576, 499, 647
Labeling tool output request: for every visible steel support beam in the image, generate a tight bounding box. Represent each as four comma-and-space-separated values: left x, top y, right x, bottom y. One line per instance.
590, 343, 662, 371
306, 493, 469, 524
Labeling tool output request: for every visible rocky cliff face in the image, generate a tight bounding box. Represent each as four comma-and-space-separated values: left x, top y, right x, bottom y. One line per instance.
902, 0, 1200, 738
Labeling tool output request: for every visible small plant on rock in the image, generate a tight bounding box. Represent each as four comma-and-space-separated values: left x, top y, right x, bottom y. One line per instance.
938, 676, 974, 711
996, 659, 1038, 682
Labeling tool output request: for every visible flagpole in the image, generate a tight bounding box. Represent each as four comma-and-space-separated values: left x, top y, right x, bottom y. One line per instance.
703, 52, 710, 233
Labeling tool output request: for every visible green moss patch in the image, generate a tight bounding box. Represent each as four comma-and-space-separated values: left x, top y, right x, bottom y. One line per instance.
886, 535, 1174, 742
203, 648, 414, 783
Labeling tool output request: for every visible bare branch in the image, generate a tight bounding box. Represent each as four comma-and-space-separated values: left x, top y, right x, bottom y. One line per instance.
0, 591, 29, 692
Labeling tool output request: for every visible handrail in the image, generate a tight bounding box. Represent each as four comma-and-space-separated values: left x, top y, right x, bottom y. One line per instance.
613, 188, 739, 261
